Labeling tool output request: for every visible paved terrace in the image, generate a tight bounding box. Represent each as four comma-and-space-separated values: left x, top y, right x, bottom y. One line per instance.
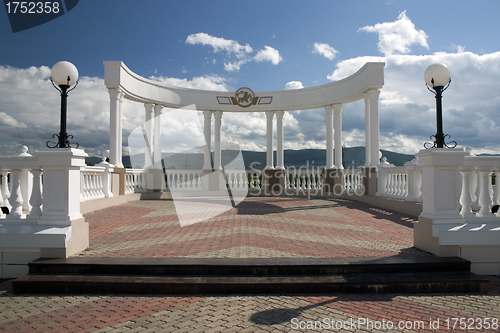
1, 197, 500, 332
79, 197, 424, 259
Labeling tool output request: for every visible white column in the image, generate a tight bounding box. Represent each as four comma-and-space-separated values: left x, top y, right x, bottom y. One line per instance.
363, 92, 371, 166
367, 89, 381, 166
276, 111, 285, 170
108, 88, 124, 167
214, 111, 223, 170
333, 104, 343, 169
144, 103, 154, 168
324, 105, 334, 169
265, 111, 275, 170
203, 111, 212, 171
153, 104, 163, 169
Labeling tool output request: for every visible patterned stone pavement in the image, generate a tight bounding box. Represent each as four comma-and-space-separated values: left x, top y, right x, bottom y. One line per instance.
78, 197, 426, 259
1, 197, 500, 332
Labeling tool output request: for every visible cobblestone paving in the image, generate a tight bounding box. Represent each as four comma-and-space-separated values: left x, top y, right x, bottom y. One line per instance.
2, 197, 500, 332
77, 197, 427, 259
2, 278, 500, 332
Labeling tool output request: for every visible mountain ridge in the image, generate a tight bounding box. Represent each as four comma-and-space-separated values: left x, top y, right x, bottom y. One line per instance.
86, 147, 416, 169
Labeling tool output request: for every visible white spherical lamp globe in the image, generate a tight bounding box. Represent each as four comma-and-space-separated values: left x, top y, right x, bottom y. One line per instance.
424, 63, 451, 88
51, 61, 79, 86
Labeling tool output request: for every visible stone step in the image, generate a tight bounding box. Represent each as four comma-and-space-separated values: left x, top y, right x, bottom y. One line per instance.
13, 271, 487, 295
24, 256, 472, 276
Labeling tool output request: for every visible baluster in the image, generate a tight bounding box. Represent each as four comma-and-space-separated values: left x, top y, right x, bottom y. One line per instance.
471, 171, 480, 211
7, 167, 24, 218
1, 168, 11, 210
459, 167, 475, 218
494, 169, 500, 217
397, 174, 403, 197
476, 167, 493, 218
493, 169, 500, 206
28, 167, 43, 219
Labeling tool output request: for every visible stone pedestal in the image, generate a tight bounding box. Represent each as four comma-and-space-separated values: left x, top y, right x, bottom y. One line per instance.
413, 148, 469, 258
113, 167, 126, 195
263, 169, 286, 195
415, 148, 469, 223
322, 168, 343, 194
362, 166, 377, 196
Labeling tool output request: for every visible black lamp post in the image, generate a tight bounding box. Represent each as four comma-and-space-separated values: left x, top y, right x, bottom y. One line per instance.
47, 61, 79, 148
424, 63, 456, 148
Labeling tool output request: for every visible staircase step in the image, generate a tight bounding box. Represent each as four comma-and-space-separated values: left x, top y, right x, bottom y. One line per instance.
13, 256, 486, 295
13, 271, 487, 295
26, 256, 471, 276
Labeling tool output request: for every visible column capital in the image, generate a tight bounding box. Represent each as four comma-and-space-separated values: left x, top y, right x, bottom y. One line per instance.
275, 110, 285, 118
203, 110, 212, 119
324, 105, 334, 115
144, 103, 154, 113
265, 110, 275, 120
214, 110, 223, 120
154, 104, 163, 115
333, 103, 342, 114
366, 89, 380, 101
108, 88, 124, 102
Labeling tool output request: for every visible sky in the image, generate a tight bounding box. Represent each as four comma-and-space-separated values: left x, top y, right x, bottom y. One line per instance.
1, 0, 500, 159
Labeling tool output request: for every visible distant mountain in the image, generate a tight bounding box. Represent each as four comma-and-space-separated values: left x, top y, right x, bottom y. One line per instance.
86, 147, 415, 169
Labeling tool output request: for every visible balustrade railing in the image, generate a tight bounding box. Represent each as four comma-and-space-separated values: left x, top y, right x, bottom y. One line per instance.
81, 166, 107, 201
376, 163, 422, 202
459, 156, 500, 219
285, 168, 323, 191
0, 150, 40, 219
164, 170, 203, 191
125, 169, 147, 194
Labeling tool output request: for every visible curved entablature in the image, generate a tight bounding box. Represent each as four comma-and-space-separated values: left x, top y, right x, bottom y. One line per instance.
104, 61, 385, 111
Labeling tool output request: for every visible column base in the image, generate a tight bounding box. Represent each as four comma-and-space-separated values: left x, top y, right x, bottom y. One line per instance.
322, 168, 343, 194
362, 166, 378, 196
263, 169, 286, 193
201, 169, 227, 192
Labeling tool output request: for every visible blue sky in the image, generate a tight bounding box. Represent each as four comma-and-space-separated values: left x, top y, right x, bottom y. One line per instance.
1, 0, 500, 159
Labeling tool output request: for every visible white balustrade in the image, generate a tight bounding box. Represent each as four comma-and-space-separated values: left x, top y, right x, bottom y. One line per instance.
81, 166, 106, 200
376, 165, 422, 202
225, 170, 249, 189
247, 171, 262, 189
457, 156, 500, 221
343, 168, 364, 195
285, 168, 323, 191
125, 169, 147, 194
164, 170, 203, 191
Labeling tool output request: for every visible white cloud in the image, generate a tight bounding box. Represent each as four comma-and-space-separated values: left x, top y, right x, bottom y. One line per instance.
0, 112, 27, 128
284, 81, 304, 90
0, 66, 231, 156
185, 32, 252, 58
312, 42, 338, 60
149, 75, 230, 91
3, 50, 500, 159
254, 46, 282, 65
223, 60, 249, 72
358, 10, 429, 56
328, 51, 500, 154
186, 33, 282, 72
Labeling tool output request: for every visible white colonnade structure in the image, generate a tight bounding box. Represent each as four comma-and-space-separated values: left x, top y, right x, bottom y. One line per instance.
104, 61, 385, 179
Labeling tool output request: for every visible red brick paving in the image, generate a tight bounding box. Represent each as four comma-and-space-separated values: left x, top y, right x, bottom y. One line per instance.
2, 197, 499, 332
79, 197, 421, 259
